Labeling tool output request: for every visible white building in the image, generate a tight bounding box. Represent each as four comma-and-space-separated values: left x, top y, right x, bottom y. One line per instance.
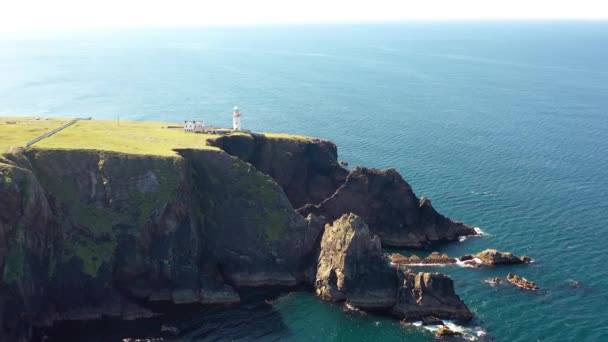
184, 120, 195, 132
184, 120, 208, 133
232, 106, 242, 131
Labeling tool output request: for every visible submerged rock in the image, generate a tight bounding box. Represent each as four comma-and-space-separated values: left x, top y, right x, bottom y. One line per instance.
483, 277, 503, 286
315, 214, 472, 321
506, 273, 539, 290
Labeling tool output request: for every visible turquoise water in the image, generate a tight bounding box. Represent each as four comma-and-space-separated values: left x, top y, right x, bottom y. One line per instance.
2, 22, 608, 341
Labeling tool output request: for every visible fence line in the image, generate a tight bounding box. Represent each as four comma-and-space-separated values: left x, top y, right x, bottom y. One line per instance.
25, 117, 92, 147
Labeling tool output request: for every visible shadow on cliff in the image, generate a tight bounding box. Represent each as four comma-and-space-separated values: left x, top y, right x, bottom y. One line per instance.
33, 287, 302, 342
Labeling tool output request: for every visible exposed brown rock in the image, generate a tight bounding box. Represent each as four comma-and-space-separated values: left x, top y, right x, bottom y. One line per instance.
300, 167, 477, 248
393, 271, 473, 321
435, 325, 463, 337
506, 273, 539, 290
391, 252, 456, 265
315, 214, 472, 321
474, 249, 531, 265
315, 213, 396, 309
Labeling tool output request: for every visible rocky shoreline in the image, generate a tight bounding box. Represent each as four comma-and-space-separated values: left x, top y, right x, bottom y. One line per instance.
391, 249, 532, 268
0, 133, 480, 341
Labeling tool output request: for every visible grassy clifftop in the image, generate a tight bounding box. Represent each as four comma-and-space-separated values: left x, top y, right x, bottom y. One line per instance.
0, 117, 314, 156
0, 117, 71, 152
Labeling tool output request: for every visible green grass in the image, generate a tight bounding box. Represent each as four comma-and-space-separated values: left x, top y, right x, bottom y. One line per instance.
0, 117, 71, 152
1, 117, 316, 156
262, 132, 315, 141
36, 119, 220, 156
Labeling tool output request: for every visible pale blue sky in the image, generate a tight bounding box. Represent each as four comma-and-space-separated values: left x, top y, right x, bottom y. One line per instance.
1, 0, 607, 33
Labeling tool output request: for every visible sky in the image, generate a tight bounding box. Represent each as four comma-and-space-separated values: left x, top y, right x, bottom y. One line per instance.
1, 0, 607, 34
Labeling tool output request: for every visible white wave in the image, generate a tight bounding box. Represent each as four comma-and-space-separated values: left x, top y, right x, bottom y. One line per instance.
455, 257, 484, 268
403, 319, 485, 341
390, 262, 454, 268
425, 321, 484, 341
459, 227, 485, 242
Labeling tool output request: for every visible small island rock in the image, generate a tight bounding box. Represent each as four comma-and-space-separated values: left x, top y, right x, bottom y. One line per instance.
506, 273, 539, 290
435, 325, 463, 337
391, 252, 456, 265
474, 249, 531, 265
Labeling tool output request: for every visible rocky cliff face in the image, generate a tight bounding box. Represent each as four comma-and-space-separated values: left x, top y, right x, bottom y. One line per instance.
209, 135, 476, 247
314, 214, 472, 320
207, 134, 348, 209
0, 147, 324, 341
301, 167, 476, 247
0, 133, 476, 341
315, 214, 397, 309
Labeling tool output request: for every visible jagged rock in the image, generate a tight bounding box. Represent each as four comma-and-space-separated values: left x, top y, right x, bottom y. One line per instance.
474, 249, 531, 265
393, 271, 473, 321
207, 134, 348, 209
435, 325, 463, 337
459, 254, 474, 261
315, 214, 397, 309
391, 252, 456, 265
506, 273, 539, 290
315, 214, 472, 321
300, 167, 476, 247
421, 316, 444, 325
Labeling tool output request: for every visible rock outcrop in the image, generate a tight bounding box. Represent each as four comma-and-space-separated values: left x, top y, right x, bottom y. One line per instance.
315, 214, 472, 321
390, 252, 456, 266
315, 214, 397, 308
506, 273, 539, 290
473, 249, 531, 265
392, 249, 532, 268
435, 325, 463, 338
392, 271, 473, 321
300, 167, 477, 247
207, 134, 348, 209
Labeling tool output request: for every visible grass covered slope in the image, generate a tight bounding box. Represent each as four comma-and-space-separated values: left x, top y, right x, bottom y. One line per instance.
36, 120, 218, 156
0, 117, 71, 152
0, 117, 314, 156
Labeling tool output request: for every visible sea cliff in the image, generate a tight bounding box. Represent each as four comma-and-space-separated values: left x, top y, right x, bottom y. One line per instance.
0, 129, 477, 341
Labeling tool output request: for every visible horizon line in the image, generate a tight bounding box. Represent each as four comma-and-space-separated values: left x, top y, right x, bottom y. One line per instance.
1, 18, 608, 37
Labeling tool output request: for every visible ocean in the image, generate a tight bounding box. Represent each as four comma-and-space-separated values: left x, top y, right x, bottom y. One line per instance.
1, 21, 608, 341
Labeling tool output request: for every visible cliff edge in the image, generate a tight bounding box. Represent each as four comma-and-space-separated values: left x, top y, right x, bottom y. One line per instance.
0, 129, 476, 341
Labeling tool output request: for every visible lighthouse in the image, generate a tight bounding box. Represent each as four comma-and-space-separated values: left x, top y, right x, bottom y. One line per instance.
232, 106, 242, 131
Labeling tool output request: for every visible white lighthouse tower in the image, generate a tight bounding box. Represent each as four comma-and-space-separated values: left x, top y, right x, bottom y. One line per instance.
232, 106, 242, 131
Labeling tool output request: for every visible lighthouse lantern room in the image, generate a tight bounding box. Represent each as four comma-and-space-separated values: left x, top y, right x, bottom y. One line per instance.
232, 106, 242, 131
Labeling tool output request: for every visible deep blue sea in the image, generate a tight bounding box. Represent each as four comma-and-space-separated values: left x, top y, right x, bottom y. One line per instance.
2, 22, 608, 341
